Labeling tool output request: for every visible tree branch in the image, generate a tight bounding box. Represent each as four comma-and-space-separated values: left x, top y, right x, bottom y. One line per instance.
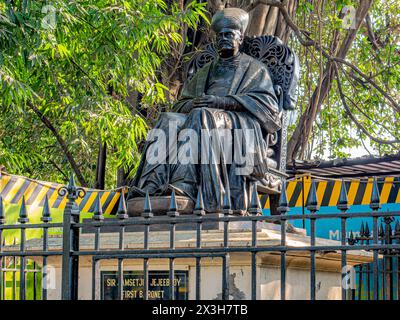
334, 63, 400, 145
48, 159, 69, 181
330, 56, 400, 113
261, 0, 399, 115
365, 14, 381, 51
340, 67, 396, 135
246, 0, 288, 12
27, 101, 88, 187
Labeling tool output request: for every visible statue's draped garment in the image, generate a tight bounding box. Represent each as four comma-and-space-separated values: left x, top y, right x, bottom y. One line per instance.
128, 53, 281, 213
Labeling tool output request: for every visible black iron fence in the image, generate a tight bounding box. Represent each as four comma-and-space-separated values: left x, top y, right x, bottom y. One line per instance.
0, 256, 41, 300
0, 175, 399, 300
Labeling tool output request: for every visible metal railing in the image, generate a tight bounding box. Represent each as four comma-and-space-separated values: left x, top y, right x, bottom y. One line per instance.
0, 174, 399, 300
0, 256, 41, 300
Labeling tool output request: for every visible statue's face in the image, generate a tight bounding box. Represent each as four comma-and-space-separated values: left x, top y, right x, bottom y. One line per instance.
215, 27, 243, 58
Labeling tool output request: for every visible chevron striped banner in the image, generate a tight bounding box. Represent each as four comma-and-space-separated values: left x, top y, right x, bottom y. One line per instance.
0, 171, 124, 215
2, 171, 400, 216
260, 175, 400, 209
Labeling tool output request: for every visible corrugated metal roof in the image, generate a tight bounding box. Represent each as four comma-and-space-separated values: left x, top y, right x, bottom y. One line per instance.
287, 154, 400, 178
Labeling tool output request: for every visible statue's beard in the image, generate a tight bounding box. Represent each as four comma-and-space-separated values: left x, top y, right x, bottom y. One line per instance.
218, 44, 236, 58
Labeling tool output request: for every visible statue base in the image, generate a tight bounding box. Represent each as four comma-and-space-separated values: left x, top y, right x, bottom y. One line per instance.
127, 195, 250, 217
127, 196, 195, 216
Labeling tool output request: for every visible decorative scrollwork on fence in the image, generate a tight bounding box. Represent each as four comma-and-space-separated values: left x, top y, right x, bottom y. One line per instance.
58, 175, 86, 200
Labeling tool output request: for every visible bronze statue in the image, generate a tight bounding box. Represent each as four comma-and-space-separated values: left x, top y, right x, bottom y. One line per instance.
127, 8, 284, 214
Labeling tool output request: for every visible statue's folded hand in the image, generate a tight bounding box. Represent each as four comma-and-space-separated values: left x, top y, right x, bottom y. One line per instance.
178, 95, 218, 113
192, 94, 218, 108
193, 95, 244, 111
185, 95, 244, 111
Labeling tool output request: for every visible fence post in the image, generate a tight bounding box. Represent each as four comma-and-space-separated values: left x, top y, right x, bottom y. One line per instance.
370, 177, 381, 300
18, 197, 29, 300
383, 216, 394, 300
337, 179, 349, 300
306, 179, 319, 300
248, 183, 262, 300
60, 174, 85, 300
0, 197, 5, 300
222, 191, 232, 300
277, 181, 289, 301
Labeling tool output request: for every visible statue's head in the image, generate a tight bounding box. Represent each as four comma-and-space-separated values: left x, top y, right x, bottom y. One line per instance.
211, 8, 249, 58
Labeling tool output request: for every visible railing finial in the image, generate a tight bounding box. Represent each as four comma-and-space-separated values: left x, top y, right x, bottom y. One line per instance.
337, 179, 349, 211
18, 196, 29, 223
378, 221, 384, 238
395, 220, 400, 236
93, 193, 104, 221
370, 177, 381, 211
0, 196, 5, 224
248, 182, 262, 215
58, 172, 86, 200
222, 189, 233, 216
348, 230, 356, 245
364, 222, 370, 238
168, 189, 179, 217
306, 179, 319, 213
68, 172, 76, 189
142, 191, 153, 218
41, 195, 52, 223
193, 188, 205, 216
277, 180, 289, 214
360, 221, 365, 238
117, 191, 128, 219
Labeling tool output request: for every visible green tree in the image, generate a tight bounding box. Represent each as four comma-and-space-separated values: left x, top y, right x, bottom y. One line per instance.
0, 0, 207, 187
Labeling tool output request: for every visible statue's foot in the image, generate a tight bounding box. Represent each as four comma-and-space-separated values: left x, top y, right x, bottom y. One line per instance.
162, 184, 196, 201
128, 185, 147, 197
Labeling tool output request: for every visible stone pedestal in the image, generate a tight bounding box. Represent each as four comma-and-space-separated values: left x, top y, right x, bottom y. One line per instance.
81, 215, 306, 234
127, 196, 195, 216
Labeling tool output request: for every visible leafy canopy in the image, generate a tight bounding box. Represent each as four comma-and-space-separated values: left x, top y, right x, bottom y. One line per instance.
0, 0, 207, 187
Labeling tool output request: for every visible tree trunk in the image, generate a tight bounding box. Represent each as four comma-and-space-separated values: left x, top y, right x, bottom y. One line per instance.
246, 0, 297, 43
117, 167, 130, 188
94, 141, 107, 189
206, 1, 297, 42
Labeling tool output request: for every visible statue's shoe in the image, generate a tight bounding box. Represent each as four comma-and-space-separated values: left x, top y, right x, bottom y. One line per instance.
127, 185, 146, 197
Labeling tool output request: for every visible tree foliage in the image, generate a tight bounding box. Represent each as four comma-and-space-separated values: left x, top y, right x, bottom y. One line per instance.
0, 0, 207, 187
287, 0, 400, 160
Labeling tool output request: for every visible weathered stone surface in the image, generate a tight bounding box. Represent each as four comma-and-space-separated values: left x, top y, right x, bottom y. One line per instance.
127, 195, 194, 216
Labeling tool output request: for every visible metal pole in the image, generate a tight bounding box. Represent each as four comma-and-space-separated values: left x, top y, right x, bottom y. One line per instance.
61, 174, 83, 300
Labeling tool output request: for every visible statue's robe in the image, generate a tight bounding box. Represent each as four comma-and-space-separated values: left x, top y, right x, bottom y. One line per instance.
128, 53, 281, 213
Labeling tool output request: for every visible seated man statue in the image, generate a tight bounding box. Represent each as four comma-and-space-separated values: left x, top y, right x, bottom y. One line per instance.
127, 7, 281, 214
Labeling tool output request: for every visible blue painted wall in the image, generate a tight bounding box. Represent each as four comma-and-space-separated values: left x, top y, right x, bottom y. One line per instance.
263, 203, 400, 240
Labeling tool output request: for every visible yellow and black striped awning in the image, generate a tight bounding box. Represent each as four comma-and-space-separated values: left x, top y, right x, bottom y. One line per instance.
1, 172, 400, 214
261, 175, 400, 209
0, 172, 123, 215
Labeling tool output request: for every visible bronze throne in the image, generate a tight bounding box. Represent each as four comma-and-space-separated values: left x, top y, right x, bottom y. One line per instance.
127, 35, 299, 216
187, 35, 299, 197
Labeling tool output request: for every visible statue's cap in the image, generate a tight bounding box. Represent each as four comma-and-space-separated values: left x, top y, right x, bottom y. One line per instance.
211, 8, 249, 34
